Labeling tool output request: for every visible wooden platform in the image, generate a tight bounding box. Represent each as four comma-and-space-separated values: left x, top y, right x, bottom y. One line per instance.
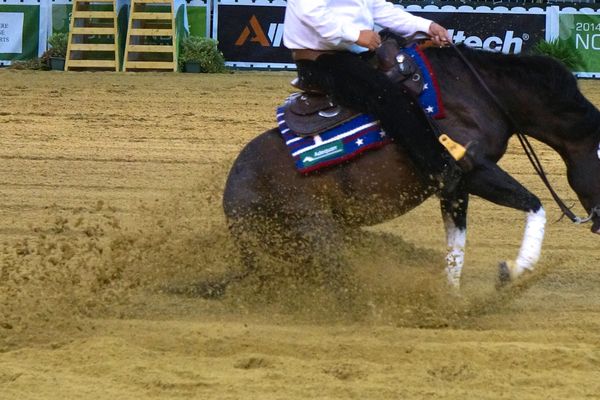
123, 0, 177, 72
65, 0, 120, 71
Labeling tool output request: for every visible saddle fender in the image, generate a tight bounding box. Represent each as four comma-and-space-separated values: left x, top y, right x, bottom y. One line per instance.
283, 93, 359, 137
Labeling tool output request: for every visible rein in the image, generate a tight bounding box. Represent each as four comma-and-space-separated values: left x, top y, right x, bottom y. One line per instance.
448, 43, 599, 224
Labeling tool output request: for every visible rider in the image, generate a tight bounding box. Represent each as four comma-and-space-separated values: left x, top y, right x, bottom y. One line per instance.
283, 0, 464, 193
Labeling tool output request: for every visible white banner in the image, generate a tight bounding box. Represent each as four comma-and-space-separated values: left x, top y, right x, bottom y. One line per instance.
0, 12, 24, 54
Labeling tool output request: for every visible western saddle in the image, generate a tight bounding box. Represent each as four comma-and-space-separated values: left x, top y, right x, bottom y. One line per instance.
283, 37, 426, 137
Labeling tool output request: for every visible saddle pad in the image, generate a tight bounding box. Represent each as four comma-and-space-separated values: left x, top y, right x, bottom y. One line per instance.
405, 44, 446, 119
276, 108, 391, 174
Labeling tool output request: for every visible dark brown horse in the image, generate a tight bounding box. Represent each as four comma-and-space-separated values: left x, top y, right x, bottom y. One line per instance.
214, 46, 600, 297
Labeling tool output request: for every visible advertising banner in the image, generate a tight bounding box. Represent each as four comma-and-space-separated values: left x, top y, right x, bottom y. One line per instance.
0, 0, 49, 65
5, 1, 600, 78
407, 6, 547, 54
0, 12, 25, 54
215, 0, 290, 68
215, 2, 548, 69
187, 0, 209, 38
558, 11, 600, 77
51, 0, 71, 34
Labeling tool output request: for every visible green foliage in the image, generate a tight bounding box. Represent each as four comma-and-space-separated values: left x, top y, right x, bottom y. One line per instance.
47, 32, 68, 58
532, 39, 585, 71
9, 58, 47, 70
178, 36, 226, 73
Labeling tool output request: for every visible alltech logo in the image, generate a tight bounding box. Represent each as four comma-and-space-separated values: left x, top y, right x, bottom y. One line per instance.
449, 29, 529, 54
234, 15, 284, 47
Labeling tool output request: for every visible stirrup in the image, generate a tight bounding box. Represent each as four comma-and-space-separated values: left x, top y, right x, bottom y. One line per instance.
439, 134, 466, 161
439, 134, 477, 172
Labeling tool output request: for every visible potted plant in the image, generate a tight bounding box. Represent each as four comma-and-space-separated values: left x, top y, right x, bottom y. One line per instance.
532, 39, 585, 71
178, 36, 226, 73
47, 32, 68, 71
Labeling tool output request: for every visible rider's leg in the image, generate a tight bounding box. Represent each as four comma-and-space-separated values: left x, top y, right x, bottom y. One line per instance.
295, 52, 462, 192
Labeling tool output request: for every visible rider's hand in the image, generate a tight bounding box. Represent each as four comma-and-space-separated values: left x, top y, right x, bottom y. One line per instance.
356, 30, 381, 51
428, 23, 451, 47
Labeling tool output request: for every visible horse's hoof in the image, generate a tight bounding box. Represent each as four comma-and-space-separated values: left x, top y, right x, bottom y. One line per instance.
496, 261, 513, 289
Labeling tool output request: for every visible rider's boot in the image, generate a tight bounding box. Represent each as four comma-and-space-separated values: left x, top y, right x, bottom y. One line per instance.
436, 139, 482, 195
460, 141, 480, 171
436, 156, 463, 195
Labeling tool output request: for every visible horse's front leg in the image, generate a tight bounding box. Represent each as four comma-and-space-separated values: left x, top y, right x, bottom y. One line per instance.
440, 190, 469, 289
463, 160, 546, 286
502, 206, 546, 283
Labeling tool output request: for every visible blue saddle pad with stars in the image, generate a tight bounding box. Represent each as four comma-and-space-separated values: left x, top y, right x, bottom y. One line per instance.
278, 44, 444, 174
277, 111, 391, 174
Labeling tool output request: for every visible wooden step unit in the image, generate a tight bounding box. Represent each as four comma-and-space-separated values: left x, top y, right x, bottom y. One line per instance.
123, 0, 177, 72
65, 0, 120, 71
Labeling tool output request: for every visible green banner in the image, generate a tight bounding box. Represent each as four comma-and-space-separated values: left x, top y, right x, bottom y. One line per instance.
0, 5, 40, 60
559, 13, 600, 72
187, 6, 207, 38
52, 4, 71, 34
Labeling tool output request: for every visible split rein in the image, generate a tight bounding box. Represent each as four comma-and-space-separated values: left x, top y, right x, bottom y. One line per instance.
448, 43, 599, 225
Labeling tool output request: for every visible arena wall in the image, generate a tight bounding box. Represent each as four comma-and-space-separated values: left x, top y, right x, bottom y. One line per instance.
0, 0, 209, 66
3, 0, 600, 77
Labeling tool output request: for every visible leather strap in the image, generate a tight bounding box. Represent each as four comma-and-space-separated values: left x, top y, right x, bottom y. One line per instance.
292, 49, 338, 61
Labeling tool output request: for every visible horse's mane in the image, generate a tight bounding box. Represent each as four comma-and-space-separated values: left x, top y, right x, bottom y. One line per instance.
440, 45, 600, 140
456, 45, 577, 99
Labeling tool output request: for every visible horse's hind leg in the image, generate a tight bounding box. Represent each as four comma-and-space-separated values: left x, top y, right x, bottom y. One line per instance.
176, 214, 262, 299
198, 235, 258, 298
194, 212, 350, 299
289, 213, 350, 290
463, 160, 546, 286
440, 190, 469, 289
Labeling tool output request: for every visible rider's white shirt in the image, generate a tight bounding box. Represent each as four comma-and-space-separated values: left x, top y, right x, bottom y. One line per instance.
283, 0, 433, 51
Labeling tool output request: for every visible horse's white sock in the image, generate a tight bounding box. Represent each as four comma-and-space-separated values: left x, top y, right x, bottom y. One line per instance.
444, 216, 466, 288
514, 207, 546, 276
